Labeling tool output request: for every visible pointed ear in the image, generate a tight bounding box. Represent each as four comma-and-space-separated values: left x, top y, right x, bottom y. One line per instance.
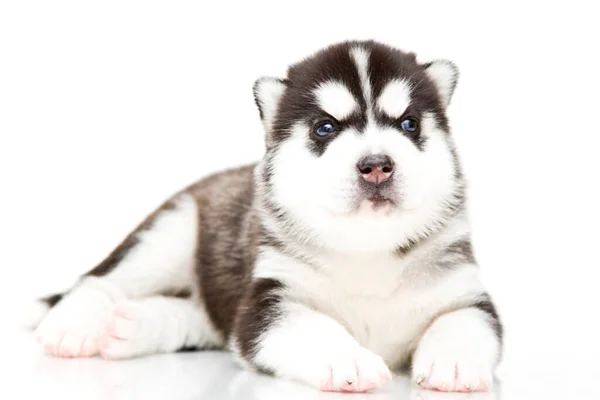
253, 77, 287, 132
424, 60, 459, 108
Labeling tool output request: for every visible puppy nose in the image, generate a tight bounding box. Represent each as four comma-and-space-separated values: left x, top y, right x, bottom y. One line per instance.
357, 154, 394, 184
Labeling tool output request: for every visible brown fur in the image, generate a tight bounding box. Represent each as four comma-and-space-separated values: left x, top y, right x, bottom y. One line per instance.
187, 164, 261, 338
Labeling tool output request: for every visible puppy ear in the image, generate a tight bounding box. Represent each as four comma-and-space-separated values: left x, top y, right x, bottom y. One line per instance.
424, 60, 459, 108
253, 77, 287, 133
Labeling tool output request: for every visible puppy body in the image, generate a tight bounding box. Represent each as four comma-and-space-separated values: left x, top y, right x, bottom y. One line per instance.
29, 41, 502, 393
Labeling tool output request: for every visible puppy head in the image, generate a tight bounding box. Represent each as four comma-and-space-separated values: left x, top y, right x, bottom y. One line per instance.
254, 41, 464, 253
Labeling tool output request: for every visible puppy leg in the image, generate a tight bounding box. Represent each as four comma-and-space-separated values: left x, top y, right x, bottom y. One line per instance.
99, 295, 221, 359
232, 280, 392, 393
36, 194, 199, 358
411, 299, 502, 392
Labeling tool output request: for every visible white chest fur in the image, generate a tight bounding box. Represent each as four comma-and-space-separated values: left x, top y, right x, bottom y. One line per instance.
254, 246, 485, 367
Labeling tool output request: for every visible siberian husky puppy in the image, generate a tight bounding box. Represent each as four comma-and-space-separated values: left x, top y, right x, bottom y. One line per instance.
28, 40, 502, 393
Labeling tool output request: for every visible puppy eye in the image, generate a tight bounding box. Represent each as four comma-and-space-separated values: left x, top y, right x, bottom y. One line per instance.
400, 118, 419, 133
314, 121, 336, 138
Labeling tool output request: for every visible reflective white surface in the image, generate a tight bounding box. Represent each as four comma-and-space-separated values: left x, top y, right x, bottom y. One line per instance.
5, 327, 599, 400
1, 2, 600, 399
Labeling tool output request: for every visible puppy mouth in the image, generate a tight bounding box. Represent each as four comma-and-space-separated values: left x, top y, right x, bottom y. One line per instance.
367, 193, 392, 203
367, 194, 392, 206
355, 191, 396, 214
356, 179, 396, 207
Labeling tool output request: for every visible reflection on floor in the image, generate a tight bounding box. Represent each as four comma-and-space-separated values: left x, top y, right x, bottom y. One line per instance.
5, 328, 598, 400
21, 351, 499, 400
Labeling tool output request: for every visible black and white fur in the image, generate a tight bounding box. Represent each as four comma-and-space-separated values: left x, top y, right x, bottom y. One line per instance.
26, 41, 502, 393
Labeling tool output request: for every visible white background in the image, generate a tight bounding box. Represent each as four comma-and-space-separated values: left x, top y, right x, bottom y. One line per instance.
1, 1, 599, 399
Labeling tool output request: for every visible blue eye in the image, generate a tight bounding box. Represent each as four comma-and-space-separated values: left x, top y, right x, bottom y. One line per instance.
314, 121, 336, 138
401, 118, 419, 133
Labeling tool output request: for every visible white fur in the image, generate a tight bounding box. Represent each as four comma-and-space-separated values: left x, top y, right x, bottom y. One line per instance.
254, 77, 286, 133
425, 60, 458, 108
263, 47, 461, 254
412, 307, 499, 391
314, 81, 358, 121
253, 238, 486, 368
251, 301, 392, 392
35, 279, 122, 357
377, 79, 412, 118
19, 300, 50, 329
100, 193, 198, 297
228, 335, 255, 371
252, 47, 493, 391
100, 296, 222, 359
266, 112, 459, 253
35, 194, 205, 357
350, 47, 373, 117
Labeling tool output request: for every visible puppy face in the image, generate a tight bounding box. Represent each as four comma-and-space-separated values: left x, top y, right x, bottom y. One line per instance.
255, 41, 464, 253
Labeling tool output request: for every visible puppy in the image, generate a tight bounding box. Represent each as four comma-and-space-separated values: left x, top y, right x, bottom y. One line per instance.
28, 40, 502, 393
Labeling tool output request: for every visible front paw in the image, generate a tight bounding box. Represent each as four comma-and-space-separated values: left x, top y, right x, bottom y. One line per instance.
316, 346, 392, 393
411, 341, 493, 392
411, 307, 500, 393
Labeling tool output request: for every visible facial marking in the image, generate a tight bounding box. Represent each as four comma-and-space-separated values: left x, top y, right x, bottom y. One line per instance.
314, 81, 358, 121
350, 47, 373, 118
377, 79, 412, 119
261, 41, 462, 254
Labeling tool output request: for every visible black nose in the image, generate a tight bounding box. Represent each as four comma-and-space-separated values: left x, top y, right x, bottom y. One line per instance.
357, 154, 394, 184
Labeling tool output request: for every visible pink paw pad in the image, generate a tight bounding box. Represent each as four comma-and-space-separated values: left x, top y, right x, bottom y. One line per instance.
103, 309, 137, 341
59, 349, 73, 358
99, 330, 123, 359
113, 307, 131, 319
44, 343, 55, 355
100, 331, 124, 350
105, 319, 120, 338
416, 376, 491, 393
319, 363, 391, 393
319, 368, 335, 392
98, 306, 142, 360
99, 348, 113, 360
433, 383, 452, 392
